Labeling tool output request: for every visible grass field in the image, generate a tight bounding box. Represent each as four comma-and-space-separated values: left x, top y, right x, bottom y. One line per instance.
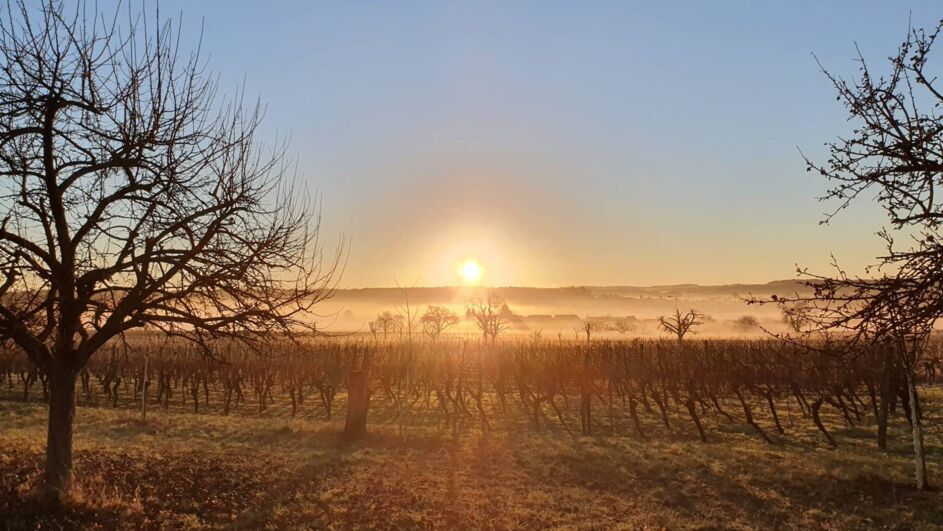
2, 386, 942, 529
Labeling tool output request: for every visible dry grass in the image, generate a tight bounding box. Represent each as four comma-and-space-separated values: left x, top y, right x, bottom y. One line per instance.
1, 388, 942, 530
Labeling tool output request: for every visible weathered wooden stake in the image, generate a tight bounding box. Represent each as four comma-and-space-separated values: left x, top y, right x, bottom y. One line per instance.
344, 370, 369, 440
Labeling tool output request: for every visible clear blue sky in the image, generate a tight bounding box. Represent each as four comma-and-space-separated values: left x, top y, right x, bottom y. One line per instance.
153, 1, 942, 287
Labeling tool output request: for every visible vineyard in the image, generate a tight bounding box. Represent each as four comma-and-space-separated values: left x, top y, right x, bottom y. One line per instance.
2, 336, 934, 447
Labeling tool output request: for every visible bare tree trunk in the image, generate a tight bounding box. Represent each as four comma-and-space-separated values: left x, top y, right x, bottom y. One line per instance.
46, 367, 77, 496
907, 372, 928, 490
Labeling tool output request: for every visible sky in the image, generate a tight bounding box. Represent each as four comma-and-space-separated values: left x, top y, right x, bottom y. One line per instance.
151, 1, 943, 287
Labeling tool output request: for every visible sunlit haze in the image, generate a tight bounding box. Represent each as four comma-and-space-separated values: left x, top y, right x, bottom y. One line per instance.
131, 1, 938, 287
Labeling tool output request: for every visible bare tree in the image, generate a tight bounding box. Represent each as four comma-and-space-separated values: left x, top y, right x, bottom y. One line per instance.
609, 317, 637, 335
658, 309, 704, 343
752, 20, 943, 490
372, 311, 403, 341
733, 315, 760, 332
581, 317, 608, 343
0, 1, 342, 495
420, 305, 458, 341
466, 293, 512, 343
780, 302, 814, 335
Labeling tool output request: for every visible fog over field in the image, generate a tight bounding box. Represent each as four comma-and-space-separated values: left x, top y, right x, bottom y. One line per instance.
322, 280, 810, 336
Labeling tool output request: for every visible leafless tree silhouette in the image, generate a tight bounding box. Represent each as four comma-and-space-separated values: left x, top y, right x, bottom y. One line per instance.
0, 1, 342, 495
420, 305, 458, 341
372, 311, 403, 341
753, 19, 943, 490
658, 309, 704, 343
466, 293, 512, 343
733, 315, 760, 332
780, 302, 814, 335
580, 317, 608, 343
609, 317, 637, 336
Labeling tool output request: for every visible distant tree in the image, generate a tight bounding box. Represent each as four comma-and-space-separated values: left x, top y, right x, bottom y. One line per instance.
734, 315, 760, 332
779, 302, 814, 335
779, 304, 809, 334
658, 309, 704, 343
420, 306, 459, 340
610, 317, 637, 335
581, 318, 608, 342
572, 326, 584, 341
466, 294, 513, 343
0, 1, 342, 495
372, 311, 403, 340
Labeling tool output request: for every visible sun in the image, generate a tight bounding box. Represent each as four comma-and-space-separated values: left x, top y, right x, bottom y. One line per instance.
459, 259, 483, 285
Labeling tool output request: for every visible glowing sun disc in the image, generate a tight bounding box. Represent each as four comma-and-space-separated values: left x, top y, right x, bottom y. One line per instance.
460, 259, 483, 285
